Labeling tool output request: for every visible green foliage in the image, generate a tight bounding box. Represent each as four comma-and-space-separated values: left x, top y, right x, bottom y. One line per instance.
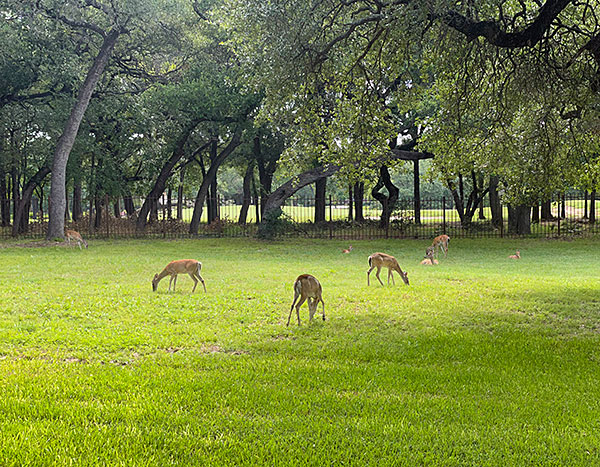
256, 207, 294, 239
1, 238, 600, 464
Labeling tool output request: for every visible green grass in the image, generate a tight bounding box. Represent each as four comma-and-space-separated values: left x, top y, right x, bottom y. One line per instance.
1, 238, 600, 465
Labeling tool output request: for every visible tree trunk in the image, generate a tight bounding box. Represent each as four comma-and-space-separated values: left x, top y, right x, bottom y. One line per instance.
123, 193, 135, 216
166, 188, 172, 220
177, 165, 185, 220
348, 184, 353, 221
477, 175, 486, 220
72, 182, 82, 221
590, 190, 596, 224
189, 129, 242, 234
94, 196, 103, 229
12, 166, 51, 236
46, 29, 120, 240
508, 205, 531, 234
353, 181, 365, 222
255, 135, 278, 215
531, 204, 540, 223
413, 159, 421, 224
136, 121, 200, 231
489, 175, 502, 228
64, 187, 70, 221
252, 176, 260, 224
238, 163, 253, 224
372, 165, 399, 229
0, 167, 8, 226
541, 199, 553, 220
584, 191, 588, 219
314, 177, 327, 223
560, 194, 566, 218
113, 199, 121, 218
11, 168, 19, 226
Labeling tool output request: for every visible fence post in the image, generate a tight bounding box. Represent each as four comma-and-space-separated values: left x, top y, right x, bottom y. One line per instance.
442, 197, 446, 235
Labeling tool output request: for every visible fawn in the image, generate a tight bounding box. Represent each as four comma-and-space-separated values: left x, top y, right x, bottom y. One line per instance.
367, 253, 409, 286
65, 230, 88, 250
152, 259, 206, 293
287, 274, 325, 326
508, 250, 521, 259
342, 245, 353, 254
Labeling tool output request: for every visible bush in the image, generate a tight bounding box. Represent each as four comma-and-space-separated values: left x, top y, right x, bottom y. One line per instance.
257, 208, 295, 239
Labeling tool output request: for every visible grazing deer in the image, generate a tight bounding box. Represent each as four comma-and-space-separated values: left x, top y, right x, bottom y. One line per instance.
367, 253, 409, 286
342, 245, 353, 254
508, 250, 521, 259
152, 259, 206, 293
65, 230, 88, 250
431, 234, 450, 257
287, 274, 325, 326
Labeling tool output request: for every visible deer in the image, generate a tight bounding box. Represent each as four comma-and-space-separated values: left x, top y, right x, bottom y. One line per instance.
421, 246, 438, 265
431, 234, 450, 257
342, 245, 353, 254
152, 259, 206, 293
65, 230, 88, 250
287, 274, 325, 326
508, 250, 521, 259
367, 253, 410, 286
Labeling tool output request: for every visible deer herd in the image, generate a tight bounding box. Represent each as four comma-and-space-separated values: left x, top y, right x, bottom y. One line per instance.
63, 230, 522, 326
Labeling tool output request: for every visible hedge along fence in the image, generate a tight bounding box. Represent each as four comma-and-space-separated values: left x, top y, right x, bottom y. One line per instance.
1, 193, 599, 240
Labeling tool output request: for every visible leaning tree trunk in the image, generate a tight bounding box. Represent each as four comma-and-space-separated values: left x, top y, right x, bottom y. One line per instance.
314, 177, 327, 223
12, 166, 51, 236
372, 165, 399, 229
508, 205, 531, 235
189, 129, 242, 234
238, 163, 253, 225
136, 121, 200, 231
46, 29, 120, 240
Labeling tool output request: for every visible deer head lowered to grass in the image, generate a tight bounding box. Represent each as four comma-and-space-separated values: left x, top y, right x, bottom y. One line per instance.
287, 274, 325, 326
152, 259, 206, 293
367, 252, 409, 286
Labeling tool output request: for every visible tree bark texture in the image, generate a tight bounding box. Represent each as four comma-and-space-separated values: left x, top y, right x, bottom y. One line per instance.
46, 29, 120, 240
413, 159, 421, 225
590, 190, 596, 224
353, 182, 364, 222
72, 182, 82, 221
489, 175, 502, 228
12, 166, 51, 236
508, 205, 531, 235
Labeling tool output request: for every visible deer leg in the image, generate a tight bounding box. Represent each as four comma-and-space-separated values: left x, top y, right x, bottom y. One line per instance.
308, 298, 316, 321
287, 293, 299, 326
78, 240, 82, 250
321, 299, 326, 321
295, 296, 307, 325
389, 269, 396, 285
375, 267, 384, 286
367, 267, 376, 285
189, 273, 198, 292
195, 272, 207, 292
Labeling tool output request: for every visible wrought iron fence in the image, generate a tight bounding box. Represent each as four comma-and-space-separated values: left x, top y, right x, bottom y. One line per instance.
1, 193, 599, 240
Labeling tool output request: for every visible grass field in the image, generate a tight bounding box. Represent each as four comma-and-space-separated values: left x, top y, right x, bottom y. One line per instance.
1, 238, 600, 465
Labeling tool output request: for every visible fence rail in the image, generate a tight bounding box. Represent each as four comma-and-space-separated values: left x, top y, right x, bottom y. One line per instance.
1, 194, 599, 240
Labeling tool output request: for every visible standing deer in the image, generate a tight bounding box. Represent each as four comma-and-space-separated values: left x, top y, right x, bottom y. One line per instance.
65, 230, 88, 249
367, 253, 410, 286
431, 234, 450, 257
152, 259, 206, 293
342, 245, 353, 254
287, 274, 325, 326
508, 250, 521, 259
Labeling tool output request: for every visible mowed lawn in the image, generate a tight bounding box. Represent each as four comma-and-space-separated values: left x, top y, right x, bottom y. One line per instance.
1, 238, 600, 466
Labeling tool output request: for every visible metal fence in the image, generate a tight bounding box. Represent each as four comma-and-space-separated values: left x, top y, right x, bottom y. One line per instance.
1, 194, 599, 240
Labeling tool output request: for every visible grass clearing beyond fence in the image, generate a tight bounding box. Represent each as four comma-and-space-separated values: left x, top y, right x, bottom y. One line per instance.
1, 238, 599, 465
